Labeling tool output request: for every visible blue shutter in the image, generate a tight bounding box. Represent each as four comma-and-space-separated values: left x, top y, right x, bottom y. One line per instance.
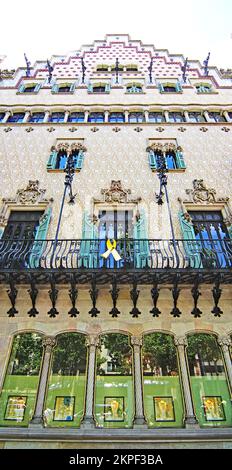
176, 81, 182, 92
18, 83, 25, 93
176, 151, 186, 169
47, 149, 57, 170
148, 151, 157, 171
133, 209, 150, 268
34, 83, 41, 93
105, 83, 110, 93
158, 82, 164, 93
51, 83, 59, 93
178, 211, 202, 268
87, 83, 93, 93
70, 82, 76, 93
29, 207, 52, 268
75, 151, 84, 170
79, 211, 98, 268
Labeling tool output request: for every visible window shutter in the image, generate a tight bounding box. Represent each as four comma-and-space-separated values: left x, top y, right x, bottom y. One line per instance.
18, 83, 25, 93
175, 151, 186, 169
87, 83, 93, 93
29, 207, 52, 268
176, 81, 182, 92
51, 83, 59, 93
105, 83, 110, 93
178, 211, 202, 268
47, 149, 57, 170
158, 82, 164, 93
75, 151, 84, 170
70, 82, 76, 93
133, 208, 150, 268
79, 211, 98, 268
148, 151, 157, 171
34, 83, 41, 93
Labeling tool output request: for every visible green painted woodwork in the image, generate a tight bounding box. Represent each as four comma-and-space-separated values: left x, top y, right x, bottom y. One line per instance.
178, 211, 202, 268
29, 207, 52, 268
191, 376, 232, 427
79, 211, 98, 268
0, 376, 40, 427
47, 149, 58, 170
175, 151, 186, 169
51, 84, 59, 93
18, 83, 25, 93
143, 376, 184, 428
148, 151, 157, 170
133, 209, 150, 268
44, 375, 86, 427
94, 375, 134, 428
0, 227, 4, 239
87, 83, 93, 93
105, 83, 110, 93
75, 150, 84, 170
158, 82, 164, 92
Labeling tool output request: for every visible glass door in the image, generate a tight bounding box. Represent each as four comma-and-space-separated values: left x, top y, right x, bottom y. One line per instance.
98, 210, 133, 267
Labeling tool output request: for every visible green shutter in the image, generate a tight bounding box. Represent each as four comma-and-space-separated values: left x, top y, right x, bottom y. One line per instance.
105, 83, 110, 93
75, 151, 84, 170
176, 81, 182, 92
133, 209, 150, 268
51, 84, 59, 93
87, 83, 93, 93
18, 83, 25, 93
158, 82, 164, 93
176, 151, 186, 169
34, 83, 41, 93
70, 82, 76, 93
178, 211, 202, 268
79, 211, 98, 268
29, 207, 52, 268
148, 151, 157, 171
47, 150, 57, 170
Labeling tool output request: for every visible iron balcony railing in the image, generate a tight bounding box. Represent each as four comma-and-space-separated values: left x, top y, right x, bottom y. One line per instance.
0, 238, 231, 270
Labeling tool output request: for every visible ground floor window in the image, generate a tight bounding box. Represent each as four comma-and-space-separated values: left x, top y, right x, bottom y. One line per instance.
142, 333, 184, 428
94, 333, 134, 428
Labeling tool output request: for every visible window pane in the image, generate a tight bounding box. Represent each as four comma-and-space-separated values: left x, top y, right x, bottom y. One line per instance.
68, 113, 84, 123
8, 113, 25, 123
49, 113, 65, 123
0, 113, 5, 122
29, 113, 45, 123
148, 113, 164, 123
188, 113, 206, 123
142, 333, 184, 428
163, 86, 176, 92
187, 333, 232, 427
0, 333, 43, 427
44, 333, 87, 427
109, 113, 125, 123
88, 113, 104, 123
95, 333, 134, 428
128, 113, 144, 123
169, 113, 184, 123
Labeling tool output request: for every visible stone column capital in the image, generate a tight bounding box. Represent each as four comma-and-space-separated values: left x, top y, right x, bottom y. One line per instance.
218, 336, 232, 349
131, 336, 143, 348
85, 335, 99, 348
42, 336, 56, 352
174, 336, 187, 348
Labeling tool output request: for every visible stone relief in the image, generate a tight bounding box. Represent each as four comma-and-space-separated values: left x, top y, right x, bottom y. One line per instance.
53, 142, 87, 154
94, 180, 141, 204
16, 180, 47, 205
146, 142, 183, 153
185, 179, 228, 204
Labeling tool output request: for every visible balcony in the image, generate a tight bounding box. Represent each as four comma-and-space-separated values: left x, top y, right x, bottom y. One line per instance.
0, 238, 231, 285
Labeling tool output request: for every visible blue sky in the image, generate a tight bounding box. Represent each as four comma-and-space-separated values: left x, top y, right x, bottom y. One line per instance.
1, 0, 231, 69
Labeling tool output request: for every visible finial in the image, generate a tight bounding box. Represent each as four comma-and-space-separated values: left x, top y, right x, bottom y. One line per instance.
181, 57, 189, 83
47, 60, 54, 84
148, 57, 154, 83
81, 58, 86, 84
203, 52, 210, 76
24, 53, 31, 77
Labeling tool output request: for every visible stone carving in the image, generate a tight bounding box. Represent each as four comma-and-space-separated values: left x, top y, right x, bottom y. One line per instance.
147, 142, 183, 153
156, 127, 165, 132
4, 127, 12, 133
0, 69, 15, 80
218, 336, 232, 349
86, 335, 100, 348
16, 180, 46, 204
94, 180, 141, 204
185, 179, 217, 204
47, 127, 56, 132
42, 336, 56, 352
199, 127, 208, 132
174, 336, 187, 347
221, 127, 230, 133
131, 336, 143, 347
54, 142, 87, 153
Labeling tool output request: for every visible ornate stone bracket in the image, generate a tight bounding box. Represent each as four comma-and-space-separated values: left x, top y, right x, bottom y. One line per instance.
52, 141, 87, 154
109, 275, 120, 318
146, 142, 183, 153
93, 180, 141, 205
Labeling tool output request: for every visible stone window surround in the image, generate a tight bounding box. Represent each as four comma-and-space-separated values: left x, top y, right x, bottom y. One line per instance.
1, 330, 232, 430
0, 108, 231, 124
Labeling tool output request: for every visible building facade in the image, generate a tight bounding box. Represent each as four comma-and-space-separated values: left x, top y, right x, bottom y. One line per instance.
0, 34, 232, 449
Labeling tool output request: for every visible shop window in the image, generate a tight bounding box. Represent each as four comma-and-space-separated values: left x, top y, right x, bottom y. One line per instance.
109, 112, 125, 123
68, 112, 85, 123
95, 333, 134, 428
142, 333, 184, 428
128, 112, 145, 123
208, 112, 226, 123
126, 84, 142, 93
168, 112, 185, 123
0, 333, 43, 427
148, 113, 164, 123
48, 112, 65, 123
7, 113, 25, 123
188, 112, 206, 123
88, 112, 105, 123
29, 112, 45, 123
187, 333, 232, 427
44, 333, 87, 427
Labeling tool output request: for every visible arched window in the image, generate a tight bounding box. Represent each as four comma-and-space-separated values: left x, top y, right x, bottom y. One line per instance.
187, 333, 232, 427
148, 147, 185, 171
44, 333, 87, 427
0, 333, 43, 427
7, 113, 25, 123
109, 112, 125, 123
142, 333, 184, 428
49, 112, 65, 123
148, 113, 164, 123
126, 84, 142, 93
88, 112, 105, 123
55, 149, 84, 170
68, 112, 85, 123
95, 333, 134, 428
128, 112, 145, 123
29, 112, 45, 123
168, 112, 185, 123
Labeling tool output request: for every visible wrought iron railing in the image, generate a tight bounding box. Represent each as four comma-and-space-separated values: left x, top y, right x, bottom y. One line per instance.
0, 238, 231, 270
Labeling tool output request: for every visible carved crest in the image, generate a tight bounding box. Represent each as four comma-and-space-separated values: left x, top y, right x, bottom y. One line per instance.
16, 180, 47, 204
146, 142, 183, 153
52, 142, 87, 154
94, 180, 141, 204
185, 179, 221, 204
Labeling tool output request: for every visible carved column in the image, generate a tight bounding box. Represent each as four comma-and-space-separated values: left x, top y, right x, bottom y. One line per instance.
218, 336, 232, 392
223, 111, 231, 122
164, 110, 169, 122
2, 111, 11, 123
84, 110, 89, 123
174, 336, 199, 428
124, 110, 129, 123
64, 110, 69, 123
131, 336, 147, 427
30, 336, 56, 426
23, 111, 30, 123
184, 111, 190, 122
203, 111, 211, 122
81, 335, 99, 428
104, 110, 109, 122
44, 110, 50, 123
144, 110, 149, 123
